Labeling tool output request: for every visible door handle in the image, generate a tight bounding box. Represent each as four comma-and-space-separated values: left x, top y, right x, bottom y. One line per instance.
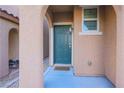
69, 43, 72, 48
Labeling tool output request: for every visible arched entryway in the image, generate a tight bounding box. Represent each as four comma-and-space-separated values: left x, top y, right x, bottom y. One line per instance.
43, 5, 118, 88
9, 28, 19, 72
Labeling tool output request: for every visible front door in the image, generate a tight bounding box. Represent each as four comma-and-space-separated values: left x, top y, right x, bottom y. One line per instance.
54, 25, 72, 64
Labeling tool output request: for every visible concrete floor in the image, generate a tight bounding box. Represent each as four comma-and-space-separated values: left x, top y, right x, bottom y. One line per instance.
43, 57, 49, 72
0, 68, 19, 88
44, 67, 115, 88
0, 57, 49, 88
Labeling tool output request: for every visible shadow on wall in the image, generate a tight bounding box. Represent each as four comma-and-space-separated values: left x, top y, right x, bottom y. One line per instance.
43, 17, 50, 71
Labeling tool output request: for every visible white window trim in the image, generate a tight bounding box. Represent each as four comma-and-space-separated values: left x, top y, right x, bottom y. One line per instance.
79, 31, 103, 35
80, 6, 103, 35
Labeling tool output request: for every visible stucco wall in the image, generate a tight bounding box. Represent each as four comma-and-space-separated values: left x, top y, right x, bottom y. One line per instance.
73, 6, 117, 85
0, 18, 18, 78
73, 6, 104, 76
19, 6, 44, 87
104, 6, 116, 85
116, 5, 124, 87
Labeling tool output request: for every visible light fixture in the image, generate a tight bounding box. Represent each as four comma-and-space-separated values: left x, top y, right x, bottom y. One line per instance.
69, 27, 74, 33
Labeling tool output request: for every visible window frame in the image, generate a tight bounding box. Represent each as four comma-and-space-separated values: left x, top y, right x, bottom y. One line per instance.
80, 6, 102, 35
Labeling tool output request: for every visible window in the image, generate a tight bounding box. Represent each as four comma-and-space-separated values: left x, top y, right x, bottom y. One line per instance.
80, 7, 102, 35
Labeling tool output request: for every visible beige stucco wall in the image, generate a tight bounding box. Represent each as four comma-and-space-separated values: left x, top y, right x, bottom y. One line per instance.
73, 6, 104, 76
116, 5, 124, 87
73, 5, 117, 85
0, 18, 18, 78
72, 5, 117, 85
19, 6, 43, 87
104, 6, 116, 85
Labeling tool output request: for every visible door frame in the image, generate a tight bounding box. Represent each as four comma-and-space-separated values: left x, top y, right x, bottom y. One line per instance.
49, 22, 73, 66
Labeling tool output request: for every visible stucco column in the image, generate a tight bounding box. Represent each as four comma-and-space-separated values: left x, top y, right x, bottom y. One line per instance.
0, 28, 9, 78
19, 6, 44, 88
116, 6, 124, 87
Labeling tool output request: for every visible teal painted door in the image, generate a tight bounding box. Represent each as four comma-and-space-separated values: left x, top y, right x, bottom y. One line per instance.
54, 25, 72, 64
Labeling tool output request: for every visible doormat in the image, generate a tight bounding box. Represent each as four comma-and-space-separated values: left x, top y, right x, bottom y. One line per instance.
54, 66, 70, 71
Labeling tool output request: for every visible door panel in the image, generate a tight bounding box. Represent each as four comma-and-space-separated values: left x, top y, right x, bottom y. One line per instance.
54, 25, 72, 64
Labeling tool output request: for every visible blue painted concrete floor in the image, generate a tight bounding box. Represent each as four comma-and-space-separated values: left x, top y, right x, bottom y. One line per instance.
44, 67, 115, 88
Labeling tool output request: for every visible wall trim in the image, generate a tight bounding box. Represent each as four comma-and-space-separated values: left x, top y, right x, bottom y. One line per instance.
49, 28, 54, 66
79, 31, 103, 35
53, 22, 73, 25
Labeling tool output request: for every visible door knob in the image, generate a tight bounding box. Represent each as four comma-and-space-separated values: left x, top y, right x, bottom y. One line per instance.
69, 43, 72, 48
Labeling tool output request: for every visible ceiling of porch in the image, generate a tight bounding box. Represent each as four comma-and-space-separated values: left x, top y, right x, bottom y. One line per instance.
48, 5, 74, 13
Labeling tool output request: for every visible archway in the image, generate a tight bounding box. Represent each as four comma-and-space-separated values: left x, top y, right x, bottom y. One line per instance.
9, 28, 19, 72
42, 5, 118, 88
